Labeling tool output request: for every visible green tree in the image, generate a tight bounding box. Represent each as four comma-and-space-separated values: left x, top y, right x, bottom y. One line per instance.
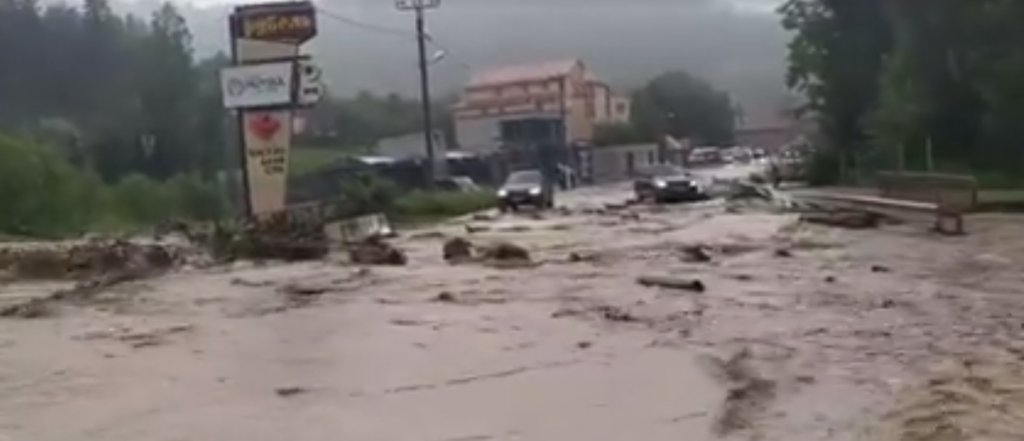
0, 133, 94, 236
779, 0, 892, 177
630, 71, 736, 145
785, 0, 1024, 182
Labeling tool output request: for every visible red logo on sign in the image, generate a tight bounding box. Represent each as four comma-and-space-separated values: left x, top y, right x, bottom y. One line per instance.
249, 113, 281, 140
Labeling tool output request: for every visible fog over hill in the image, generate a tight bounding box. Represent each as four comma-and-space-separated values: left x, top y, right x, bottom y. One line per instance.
113, 0, 793, 121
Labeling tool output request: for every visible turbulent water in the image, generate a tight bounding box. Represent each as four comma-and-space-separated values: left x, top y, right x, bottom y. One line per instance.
4, 175, 1024, 441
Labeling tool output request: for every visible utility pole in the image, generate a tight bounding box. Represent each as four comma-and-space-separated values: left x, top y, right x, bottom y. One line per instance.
397, 0, 440, 188
925, 136, 934, 171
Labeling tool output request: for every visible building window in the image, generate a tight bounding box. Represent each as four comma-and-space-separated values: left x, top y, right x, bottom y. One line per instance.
647, 151, 656, 164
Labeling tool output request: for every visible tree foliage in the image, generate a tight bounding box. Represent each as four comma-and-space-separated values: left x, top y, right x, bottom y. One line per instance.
300, 91, 446, 150
631, 71, 736, 145
781, 0, 1024, 182
593, 71, 736, 147
0, 0, 444, 234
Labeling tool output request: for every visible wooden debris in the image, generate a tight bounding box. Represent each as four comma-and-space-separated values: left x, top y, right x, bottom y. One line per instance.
637, 275, 706, 292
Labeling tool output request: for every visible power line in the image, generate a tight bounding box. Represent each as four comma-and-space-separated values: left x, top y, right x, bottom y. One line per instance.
315, 7, 417, 39
316, 6, 467, 69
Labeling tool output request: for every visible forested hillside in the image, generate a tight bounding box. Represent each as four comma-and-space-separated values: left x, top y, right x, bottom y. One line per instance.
782, 0, 1024, 184
0, 0, 434, 234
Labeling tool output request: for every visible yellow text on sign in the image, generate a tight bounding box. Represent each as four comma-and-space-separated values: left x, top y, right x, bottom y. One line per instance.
242, 13, 314, 41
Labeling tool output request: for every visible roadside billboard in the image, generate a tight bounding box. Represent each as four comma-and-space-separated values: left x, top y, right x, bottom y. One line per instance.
242, 110, 292, 214
220, 62, 295, 109
232, 1, 317, 44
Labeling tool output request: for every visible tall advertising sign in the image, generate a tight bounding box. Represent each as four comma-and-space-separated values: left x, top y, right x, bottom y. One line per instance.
223, 1, 323, 217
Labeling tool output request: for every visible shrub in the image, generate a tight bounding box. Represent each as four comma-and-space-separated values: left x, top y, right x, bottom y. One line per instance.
330, 172, 401, 219
0, 133, 95, 236
0, 132, 231, 236
804, 147, 843, 186
166, 173, 225, 220
392, 190, 497, 220
109, 173, 177, 224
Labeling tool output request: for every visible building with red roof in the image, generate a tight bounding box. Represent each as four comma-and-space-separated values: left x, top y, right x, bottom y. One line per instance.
452, 59, 630, 153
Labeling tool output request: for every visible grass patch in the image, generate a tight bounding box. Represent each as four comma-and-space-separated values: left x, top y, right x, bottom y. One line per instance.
290, 147, 348, 175
976, 189, 1024, 212
391, 190, 497, 221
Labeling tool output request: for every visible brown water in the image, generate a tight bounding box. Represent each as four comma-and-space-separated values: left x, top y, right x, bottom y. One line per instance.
4, 186, 1024, 441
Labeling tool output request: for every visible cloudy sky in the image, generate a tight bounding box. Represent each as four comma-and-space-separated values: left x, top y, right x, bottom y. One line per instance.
119, 0, 792, 120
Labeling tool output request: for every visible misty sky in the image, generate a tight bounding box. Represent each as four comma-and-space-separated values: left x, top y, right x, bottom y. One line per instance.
116, 0, 793, 121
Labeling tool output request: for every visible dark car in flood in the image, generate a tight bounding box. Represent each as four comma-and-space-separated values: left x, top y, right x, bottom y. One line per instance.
496, 169, 554, 212
633, 164, 708, 203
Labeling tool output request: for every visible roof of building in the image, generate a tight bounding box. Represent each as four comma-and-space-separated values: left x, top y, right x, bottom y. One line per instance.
467, 59, 582, 88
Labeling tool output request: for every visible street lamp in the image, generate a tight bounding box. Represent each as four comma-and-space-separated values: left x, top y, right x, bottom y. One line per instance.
427, 49, 446, 66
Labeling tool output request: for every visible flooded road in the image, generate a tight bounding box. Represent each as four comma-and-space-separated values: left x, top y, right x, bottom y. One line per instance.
4, 172, 1024, 441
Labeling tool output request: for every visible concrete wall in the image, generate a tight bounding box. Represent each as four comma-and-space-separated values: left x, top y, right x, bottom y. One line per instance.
454, 116, 503, 153
609, 96, 631, 124
590, 82, 610, 122
589, 143, 659, 183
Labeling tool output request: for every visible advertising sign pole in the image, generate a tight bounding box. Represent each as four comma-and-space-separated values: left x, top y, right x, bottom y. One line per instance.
227, 15, 252, 217
222, 1, 321, 218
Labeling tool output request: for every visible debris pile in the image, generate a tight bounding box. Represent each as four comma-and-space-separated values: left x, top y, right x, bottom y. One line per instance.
224, 211, 329, 261
439, 237, 535, 268
0, 239, 180, 282
724, 181, 901, 230
873, 351, 1024, 441
348, 235, 406, 266
800, 210, 883, 229
0, 240, 180, 318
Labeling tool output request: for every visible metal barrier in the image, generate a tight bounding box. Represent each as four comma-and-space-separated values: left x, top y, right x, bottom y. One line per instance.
877, 171, 978, 212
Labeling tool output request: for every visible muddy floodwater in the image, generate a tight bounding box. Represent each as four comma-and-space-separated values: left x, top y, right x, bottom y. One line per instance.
4, 183, 1024, 441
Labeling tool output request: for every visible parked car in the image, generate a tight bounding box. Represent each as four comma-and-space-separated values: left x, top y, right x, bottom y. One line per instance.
434, 176, 480, 192
633, 164, 708, 203
496, 169, 554, 212
685, 147, 724, 167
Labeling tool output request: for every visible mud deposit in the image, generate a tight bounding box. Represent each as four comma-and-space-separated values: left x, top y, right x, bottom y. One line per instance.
3, 184, 1024, 441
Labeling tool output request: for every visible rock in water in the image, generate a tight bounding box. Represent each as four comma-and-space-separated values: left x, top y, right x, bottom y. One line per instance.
442, 237, 474, 263
680, 245, 713, 263
349, 236, 407, 266
478, 241, 531, 262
